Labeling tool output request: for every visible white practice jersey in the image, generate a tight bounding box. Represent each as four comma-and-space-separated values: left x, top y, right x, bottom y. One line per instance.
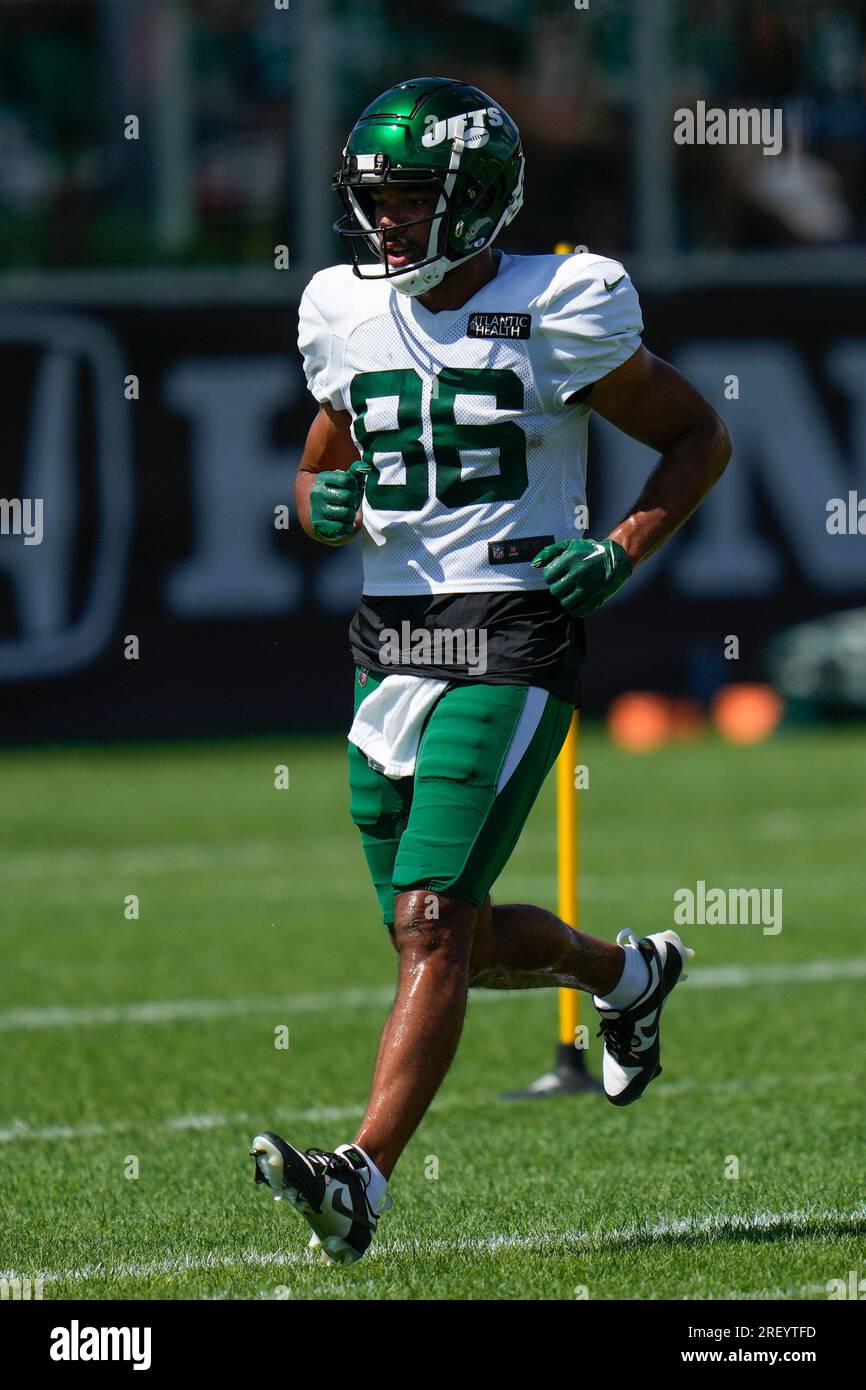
298, 251, 642, 595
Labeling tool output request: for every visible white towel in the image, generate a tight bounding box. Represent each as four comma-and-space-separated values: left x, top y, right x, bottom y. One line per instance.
348, 672, 449, 778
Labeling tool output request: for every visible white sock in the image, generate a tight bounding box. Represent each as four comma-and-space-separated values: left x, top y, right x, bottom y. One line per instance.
336, 1143, 389, 1213
596, 942, 650, 1010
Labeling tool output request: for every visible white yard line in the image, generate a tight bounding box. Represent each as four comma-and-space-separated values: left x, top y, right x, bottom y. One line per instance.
1, 956, 864, 1034
2, 1068, 862, 1146
711, 1280, 830, 1301
685, 957, 866, 988
0, 841, 287, 879
5, 839, 866, 892
0, 1103, 366, 1145
0, 986, 395, 1031
750, 807, 866, 841
3, 1205, 863, 1288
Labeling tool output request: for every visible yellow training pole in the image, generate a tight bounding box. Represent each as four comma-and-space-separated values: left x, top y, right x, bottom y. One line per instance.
557, 712, 580, 1048
501, 239, 601, 1098
554, 232, 579, 1044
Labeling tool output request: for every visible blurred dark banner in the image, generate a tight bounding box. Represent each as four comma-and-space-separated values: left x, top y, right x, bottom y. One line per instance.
1, 285, 865, 742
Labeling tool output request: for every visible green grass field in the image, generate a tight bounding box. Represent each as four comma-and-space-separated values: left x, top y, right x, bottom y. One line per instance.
1, 725, 864, 1301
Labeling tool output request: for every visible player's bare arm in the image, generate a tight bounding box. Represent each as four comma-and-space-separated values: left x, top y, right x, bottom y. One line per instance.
585, 345, 732, 565
294, 401, 362, 546
532, 347, 731, 618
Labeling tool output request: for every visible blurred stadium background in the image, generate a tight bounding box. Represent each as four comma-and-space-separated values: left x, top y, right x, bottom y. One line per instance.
3, 0, 866, 1305
2, 0, 866, 738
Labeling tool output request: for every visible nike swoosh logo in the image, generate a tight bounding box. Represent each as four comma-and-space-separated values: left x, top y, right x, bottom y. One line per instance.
331, 1188, 358, 1221
632, 1014, 659, 1049
332, 1185, 373, 1229
604, 275, 625, 292
585, 541, 606, 561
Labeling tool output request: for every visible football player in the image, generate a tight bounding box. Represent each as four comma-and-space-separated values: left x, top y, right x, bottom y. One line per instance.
250, 78, 731, 1265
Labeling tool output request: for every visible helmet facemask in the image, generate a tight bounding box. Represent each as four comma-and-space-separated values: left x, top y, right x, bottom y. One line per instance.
333, 140, 524, 297
334, 166, 452, 295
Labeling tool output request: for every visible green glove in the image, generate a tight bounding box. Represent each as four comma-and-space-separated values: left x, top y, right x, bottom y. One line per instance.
309, 459, 371, 541
531, 537, 633, 617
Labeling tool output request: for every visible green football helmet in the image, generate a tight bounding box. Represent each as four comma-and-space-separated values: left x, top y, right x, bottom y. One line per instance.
333, 76, 524, 297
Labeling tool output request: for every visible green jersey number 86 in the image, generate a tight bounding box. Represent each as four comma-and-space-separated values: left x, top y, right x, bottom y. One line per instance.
349, 366, 528, 511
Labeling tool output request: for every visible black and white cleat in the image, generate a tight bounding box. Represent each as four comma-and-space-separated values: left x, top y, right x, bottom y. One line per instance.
593, 929, 694, 1106
249, 1131, 391, 1266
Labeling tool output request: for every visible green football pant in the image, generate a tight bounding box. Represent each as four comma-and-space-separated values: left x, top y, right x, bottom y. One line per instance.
348, 670, 574, 932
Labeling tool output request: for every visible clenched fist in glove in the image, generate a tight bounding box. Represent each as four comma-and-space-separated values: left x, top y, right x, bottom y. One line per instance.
309, 459, 371, 542
532, 537, 633, 617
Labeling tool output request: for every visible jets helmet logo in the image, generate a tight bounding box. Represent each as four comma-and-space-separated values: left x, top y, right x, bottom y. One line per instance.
421, 106, 503, 149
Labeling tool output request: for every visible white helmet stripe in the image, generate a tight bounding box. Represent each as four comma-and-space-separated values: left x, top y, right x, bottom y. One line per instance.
424, 134, 464, 262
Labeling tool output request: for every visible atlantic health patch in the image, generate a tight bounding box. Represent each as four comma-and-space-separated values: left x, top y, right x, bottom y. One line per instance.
467, 311, 532, 339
